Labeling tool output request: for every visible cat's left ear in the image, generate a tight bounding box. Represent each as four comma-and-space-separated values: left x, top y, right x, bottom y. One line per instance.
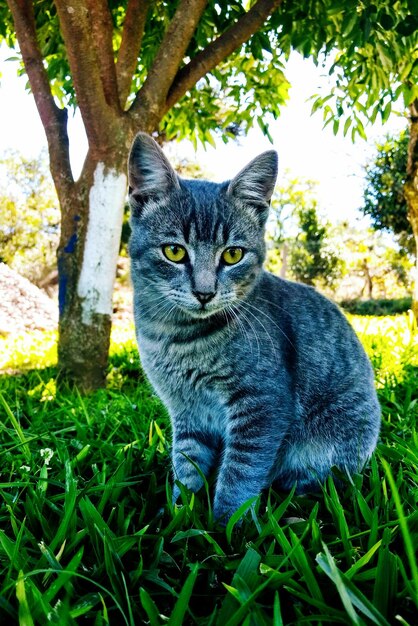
227, 150, 278, 215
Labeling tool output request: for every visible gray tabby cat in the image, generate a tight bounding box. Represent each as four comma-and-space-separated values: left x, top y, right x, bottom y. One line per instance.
128, 132, 381, 522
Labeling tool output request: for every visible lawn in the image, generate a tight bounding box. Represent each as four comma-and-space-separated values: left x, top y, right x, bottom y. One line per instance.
0, 314, 417, 625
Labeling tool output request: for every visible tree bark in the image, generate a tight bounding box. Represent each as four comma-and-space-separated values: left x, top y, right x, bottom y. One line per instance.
57, 148, 129, 390
405, 100, 418, 321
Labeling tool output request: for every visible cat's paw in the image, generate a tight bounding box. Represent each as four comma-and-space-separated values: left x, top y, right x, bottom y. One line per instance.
171, 484, 181, 505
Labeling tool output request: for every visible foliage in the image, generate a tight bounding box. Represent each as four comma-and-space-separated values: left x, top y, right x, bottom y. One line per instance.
0, 1, 290, 144
304, 1, 418, 139
0, 150, 59, 284
361, 130, 413, 253
0, 316, 417, 624
3, 1, 416, 146
161, 46, 290, 146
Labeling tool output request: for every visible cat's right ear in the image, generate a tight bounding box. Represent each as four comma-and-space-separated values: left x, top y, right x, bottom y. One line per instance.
128, 133, 180, 214
227, 150, 278, 222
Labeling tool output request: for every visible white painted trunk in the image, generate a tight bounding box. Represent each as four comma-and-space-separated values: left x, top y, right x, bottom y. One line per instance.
77, 162, 127, 325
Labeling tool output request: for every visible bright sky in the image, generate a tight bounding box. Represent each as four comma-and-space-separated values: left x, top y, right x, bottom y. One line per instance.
0, 44, 407, 223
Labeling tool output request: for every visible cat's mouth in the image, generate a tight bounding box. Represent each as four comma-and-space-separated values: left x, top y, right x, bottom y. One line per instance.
175, 301, 225, 319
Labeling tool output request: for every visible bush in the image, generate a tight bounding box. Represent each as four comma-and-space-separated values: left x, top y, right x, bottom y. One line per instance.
340, 297, 413, 316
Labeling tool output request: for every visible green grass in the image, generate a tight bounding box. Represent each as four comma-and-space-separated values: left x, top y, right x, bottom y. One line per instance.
0, 314, 417, 625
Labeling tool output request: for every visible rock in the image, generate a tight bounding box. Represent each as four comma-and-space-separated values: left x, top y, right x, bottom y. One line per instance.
0, 263, 57, 335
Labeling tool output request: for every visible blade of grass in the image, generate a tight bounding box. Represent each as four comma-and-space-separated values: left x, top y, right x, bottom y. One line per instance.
0, 392, 31, 460
273, 591, 283, 626
317, 543, 392, 626
372, 528, 396, 617
140, 587, 161, 626
16, 570, 34, 626
167, 563, 199, 626
42, 547, 84, 605
345, 539, 382, 579
226, 496, 259, 543
381, 458, 418, 608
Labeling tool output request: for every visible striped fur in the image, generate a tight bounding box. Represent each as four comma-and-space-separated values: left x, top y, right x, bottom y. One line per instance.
128, 133, 381, 523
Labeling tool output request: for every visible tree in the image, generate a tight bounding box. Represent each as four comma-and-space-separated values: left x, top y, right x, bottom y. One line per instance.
0, 0, 290, 389
0, 150, 59, 284
265, 173, 343, 287
331, 223, 414, 302
266, 172, 322, 278
288, 204, 343, 287
362, 130, 413, 254
303, 1, 418, 317
3, 1, 417, 388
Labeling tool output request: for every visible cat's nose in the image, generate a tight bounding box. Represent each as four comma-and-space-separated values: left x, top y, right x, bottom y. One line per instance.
193, 290, 215, 305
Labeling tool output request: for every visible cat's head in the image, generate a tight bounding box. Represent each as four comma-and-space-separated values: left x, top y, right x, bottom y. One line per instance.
128, 132, 278, 320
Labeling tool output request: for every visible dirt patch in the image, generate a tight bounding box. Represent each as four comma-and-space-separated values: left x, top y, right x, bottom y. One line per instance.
0, 262, 134, 336
0, 263, 58, 335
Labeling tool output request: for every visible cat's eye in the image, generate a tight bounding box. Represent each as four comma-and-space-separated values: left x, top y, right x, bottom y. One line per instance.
162, 244, 187, 263
222, 247, 244, 265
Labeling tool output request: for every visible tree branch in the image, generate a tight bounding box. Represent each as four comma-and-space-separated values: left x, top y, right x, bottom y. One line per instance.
85, 0, 120, 111
165, 0, 283, 112
54, 0, 116, 147
6, 0, 74, 197
131, 0, 208, 122
117, 0, 150, 109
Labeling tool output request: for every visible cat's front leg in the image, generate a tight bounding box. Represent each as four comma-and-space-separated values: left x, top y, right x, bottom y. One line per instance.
171, 423, 218, 503
213, 405, 287, 523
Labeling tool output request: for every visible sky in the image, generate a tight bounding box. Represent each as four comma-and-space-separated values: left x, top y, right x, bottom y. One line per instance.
0, 44, 408, 223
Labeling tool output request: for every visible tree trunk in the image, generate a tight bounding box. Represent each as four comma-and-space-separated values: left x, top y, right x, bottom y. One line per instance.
405, 100, 418, 321
57, 153, 127, 390
280, 242, 288, 278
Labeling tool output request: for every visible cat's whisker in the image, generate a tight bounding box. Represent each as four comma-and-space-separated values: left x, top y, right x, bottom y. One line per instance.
142, 295, 174, 323
140, 294, 171, 318
229, 304, 263, 366
238, 298, 296, 350
236, 299, 279, 361
225, 305, 254, 357
255, 295, 291, 315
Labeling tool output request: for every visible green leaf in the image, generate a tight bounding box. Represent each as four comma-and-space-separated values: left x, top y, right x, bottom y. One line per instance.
345, 540, 382, 579
217, 548, 262, 624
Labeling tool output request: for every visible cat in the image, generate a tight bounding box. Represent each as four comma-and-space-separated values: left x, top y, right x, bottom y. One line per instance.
128, 132, 381, 523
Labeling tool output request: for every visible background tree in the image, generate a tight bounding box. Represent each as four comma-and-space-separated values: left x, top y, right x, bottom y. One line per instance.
0, 0, 289, 389
0, 150, 59, 285
266, 173, 343, 287
362, 130, 413, 254
301, 0, 418, 317
332, 223, 414, 302
288, 204, 343, 288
